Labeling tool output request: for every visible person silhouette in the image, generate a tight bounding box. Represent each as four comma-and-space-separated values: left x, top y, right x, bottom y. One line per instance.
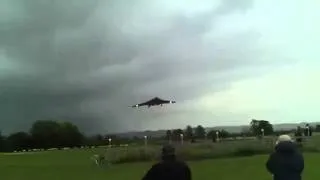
142, 144, 191, 180
266, 134, 304, 180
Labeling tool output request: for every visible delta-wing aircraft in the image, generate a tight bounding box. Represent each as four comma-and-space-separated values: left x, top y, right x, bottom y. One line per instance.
131, 97, 176, 108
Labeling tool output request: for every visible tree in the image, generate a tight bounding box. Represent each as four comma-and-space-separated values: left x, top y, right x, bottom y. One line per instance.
0, 131, 5, 152
58, 122, 84, 147
219, 129, 230, 138
7, 132, 32, 151
30, 120, 61, 149
207, 130, 218, 142
250, 119, 273, 136
194, 125, 206, 139
172, 129, 184, 141
250, 119, 259, 133
315, 125, 320, 132
30, 120, 84, 149
184, 125, 194, 140
241, 126, 253, 137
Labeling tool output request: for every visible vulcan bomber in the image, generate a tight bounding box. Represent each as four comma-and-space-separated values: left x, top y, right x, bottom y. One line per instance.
131, 97, 176, 108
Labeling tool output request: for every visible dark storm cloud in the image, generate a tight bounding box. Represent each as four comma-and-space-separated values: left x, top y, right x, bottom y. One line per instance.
0, 0, 261, 134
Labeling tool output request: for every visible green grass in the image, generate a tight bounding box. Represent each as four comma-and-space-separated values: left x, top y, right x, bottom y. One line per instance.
0, 150, 319, 180
98, 137, 320, 164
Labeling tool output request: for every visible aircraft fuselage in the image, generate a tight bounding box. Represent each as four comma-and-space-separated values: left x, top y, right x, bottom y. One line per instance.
131, 97, 176, 108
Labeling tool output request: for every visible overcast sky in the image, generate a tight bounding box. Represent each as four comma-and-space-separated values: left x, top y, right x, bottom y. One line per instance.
1, 0, 319, 135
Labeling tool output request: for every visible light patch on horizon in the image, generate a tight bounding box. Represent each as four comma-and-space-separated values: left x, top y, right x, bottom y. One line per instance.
196, 62, 320, 125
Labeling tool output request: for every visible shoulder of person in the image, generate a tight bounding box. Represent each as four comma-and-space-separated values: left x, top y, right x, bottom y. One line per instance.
269, 151, 280, 160
294, 150, 304, 157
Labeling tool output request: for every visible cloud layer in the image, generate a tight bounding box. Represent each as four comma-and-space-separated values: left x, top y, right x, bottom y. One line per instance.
1, 0, 319, 134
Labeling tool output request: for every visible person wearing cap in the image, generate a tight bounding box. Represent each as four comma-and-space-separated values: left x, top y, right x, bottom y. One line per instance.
141, 144, 191, 180
266, 134, 304, 180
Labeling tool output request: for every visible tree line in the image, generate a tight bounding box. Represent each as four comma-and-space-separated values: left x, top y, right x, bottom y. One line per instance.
0, 120, 84, 152
0, 119, 319, 152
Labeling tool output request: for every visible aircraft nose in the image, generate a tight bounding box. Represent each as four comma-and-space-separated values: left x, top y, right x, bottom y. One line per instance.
171, 101, 176, 104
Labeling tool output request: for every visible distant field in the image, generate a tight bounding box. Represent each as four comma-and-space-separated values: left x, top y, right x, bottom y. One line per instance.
0, 149, 319, 180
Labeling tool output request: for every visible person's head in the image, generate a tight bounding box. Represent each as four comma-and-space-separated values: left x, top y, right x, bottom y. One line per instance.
161, 144, 176, 161
275, 134, 293, 145
275, 134, 297, 153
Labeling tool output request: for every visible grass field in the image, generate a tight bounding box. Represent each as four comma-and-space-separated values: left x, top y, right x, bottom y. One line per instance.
0, 149, 319, 180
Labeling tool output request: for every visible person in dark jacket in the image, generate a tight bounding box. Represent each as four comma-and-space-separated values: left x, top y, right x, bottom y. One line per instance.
142, 144, 191, 180
295, 126, 303, 143
266, 134, 304, 180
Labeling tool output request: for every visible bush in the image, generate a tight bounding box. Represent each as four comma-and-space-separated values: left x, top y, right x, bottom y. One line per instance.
104, 137, 320, 164
107, 146, 159, 164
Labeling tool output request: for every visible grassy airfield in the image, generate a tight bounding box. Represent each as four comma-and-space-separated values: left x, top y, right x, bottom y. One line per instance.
0, 146, 319, 180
